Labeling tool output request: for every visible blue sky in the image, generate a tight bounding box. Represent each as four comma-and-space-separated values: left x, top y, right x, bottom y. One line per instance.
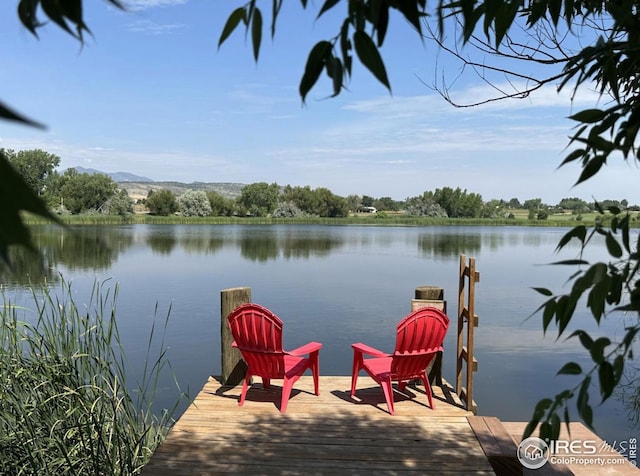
1, 0, 637, 203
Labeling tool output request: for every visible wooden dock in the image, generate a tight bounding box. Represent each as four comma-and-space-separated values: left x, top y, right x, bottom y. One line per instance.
142, 376, 639, 475
143, 376, 492, 475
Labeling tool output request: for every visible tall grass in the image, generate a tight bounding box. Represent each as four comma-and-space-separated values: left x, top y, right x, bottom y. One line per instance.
25, 213, 634, 227
0, 278, 184, 475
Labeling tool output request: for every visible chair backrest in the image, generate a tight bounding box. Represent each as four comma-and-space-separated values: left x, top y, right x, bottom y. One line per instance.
226, 303, 286, 378
391, 307, 450, 378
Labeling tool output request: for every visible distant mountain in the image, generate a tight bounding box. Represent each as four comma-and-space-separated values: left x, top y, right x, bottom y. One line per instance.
63, 167, 245, 199
69, 167, 154, 183
120, 181, 245, 200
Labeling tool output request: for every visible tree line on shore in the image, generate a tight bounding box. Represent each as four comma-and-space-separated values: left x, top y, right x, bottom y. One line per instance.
6, 148, 637, 220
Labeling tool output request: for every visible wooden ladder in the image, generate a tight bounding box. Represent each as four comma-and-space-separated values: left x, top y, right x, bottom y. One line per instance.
457, 254, 479, 413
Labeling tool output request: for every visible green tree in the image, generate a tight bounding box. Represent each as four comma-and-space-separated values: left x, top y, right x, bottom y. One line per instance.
507, 198, 522, 209
312, 187, 349, 217
345, 194, 362, 213
374, 196, 402, 212
558, 197, 592, 214
281, 185, 348, 217
56, 169, 117, 215
281, 185, 319, 214
237, 182, 280, 217
206, 191, 236, 216
3, 149, 60, 198
146, 189, 177, 216
177, 190, 212, 217
481, 199, 504, 219
405, 194, 447, 217
361, 195, 375, 208
272, 201, 307, 218
432, 187, 483, 218
104, 189, 134, 216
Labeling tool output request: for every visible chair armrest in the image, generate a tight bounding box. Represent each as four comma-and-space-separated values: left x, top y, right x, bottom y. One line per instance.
352, 342, 388, 358
288, 341, 322, 356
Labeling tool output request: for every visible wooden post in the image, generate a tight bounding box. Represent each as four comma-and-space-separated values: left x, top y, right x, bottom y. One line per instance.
220, 287, 251, 386
412, 286, 446, 386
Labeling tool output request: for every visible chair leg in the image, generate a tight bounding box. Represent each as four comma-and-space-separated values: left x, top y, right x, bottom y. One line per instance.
310, 350, 320, 396
239, 373, 251, 407
262, 378, 271, 390
280, 378, 295, 413
421, 375, 435, 409
380, 378, 395, 415
351, 352, 363, 397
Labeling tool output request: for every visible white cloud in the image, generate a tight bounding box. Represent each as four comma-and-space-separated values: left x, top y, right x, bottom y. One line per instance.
124, 19, 184, 35
123, 0, 188, 11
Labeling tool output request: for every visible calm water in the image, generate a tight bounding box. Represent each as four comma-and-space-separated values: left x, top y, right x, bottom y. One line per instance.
3, 224, 639, 446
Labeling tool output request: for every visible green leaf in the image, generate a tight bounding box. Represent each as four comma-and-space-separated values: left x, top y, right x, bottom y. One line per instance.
523, 397, 552, 438
18, 0, 39, 36
532, 287, 553, 296
218, 8, 246, 49
339, 19, 352, 77
560, 148, 587, 166
533, 398, 553, 419
549, 259, 590, 266
329, 56, 343, 97
556, 295, 577, 337
542, 300, 556, 331
577, 376, 593, 427
0, 101, 45, 129
494, 0, 519, 48
395, 1, 423, 35
555, 225, 586, 251
317, 0, 341, 19
0, 152, 61, 261
605, 233, 623, 258
271, 0, 283, 38
299, 41, 332, 102
575, 156, 605, 185
376, 2, 389, 46
568, 108, 606, 124
612, 355, 624, 383
569, 329, 593, 350
548, 0, 562, 25
550, 412, 561, 440
557, 362, 582, 375
251, 7, 263, 62
598, 361, 615, 402
353, 31, 391, 92
540, 420, 554, 440
589, 337, 611, 364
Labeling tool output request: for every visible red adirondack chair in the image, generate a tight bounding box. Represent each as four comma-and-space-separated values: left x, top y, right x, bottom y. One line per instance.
226, 303, 322, 413
350, 306, 450, 415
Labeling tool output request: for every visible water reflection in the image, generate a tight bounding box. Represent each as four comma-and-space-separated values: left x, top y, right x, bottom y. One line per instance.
148, 228, 177, 255
418, 232, 482, 258
2, 226, 132, 286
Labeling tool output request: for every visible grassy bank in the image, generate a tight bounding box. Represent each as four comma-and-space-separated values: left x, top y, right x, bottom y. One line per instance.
24, 211, 639, 227
0, 279, 184, 475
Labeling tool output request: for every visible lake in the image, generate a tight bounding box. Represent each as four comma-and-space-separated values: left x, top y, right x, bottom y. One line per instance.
3, 223, 638, 447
